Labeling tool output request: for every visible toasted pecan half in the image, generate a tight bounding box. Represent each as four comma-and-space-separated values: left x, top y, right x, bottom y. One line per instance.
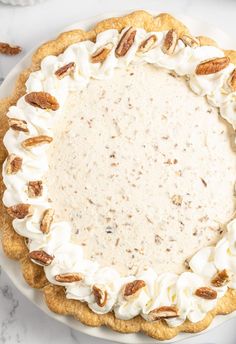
124, 280, 146, 298
147, 306, 179, 321
211, 269, 231, 287
55, 62, 75, 79
40, 209, 54, 234
5, 154, 22, 174
195, 287, 217, 300
0, 42, 22, 55
29, 250, 54, 266
162, 29, 178, 55
7, 203, 33, 219
195, 57, 230, 75
55, 273, 84, 283
137, 35, 157, 54
25, 91, 59, 111
115, 27, 136, 57
8, 118, 29, 132
92, 284, 108, 307
91, 43, 113, 63
21, 135, 53, 149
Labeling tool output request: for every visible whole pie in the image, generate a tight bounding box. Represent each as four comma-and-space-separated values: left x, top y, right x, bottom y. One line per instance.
1, 11, 236, 340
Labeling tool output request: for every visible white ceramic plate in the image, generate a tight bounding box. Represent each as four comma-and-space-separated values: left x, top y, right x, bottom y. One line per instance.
1, 10, 236, 344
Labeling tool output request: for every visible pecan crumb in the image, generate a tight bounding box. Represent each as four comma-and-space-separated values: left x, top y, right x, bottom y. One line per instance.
147, 306, 179, 321
171, 194, 182, 206
200, 178, 207, 187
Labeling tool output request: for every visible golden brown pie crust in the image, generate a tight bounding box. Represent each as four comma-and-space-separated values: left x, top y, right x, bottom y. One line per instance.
1, 10, 236, 340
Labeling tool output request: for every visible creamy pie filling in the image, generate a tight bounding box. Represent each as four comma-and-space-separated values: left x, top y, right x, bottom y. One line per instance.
46, 62, 236, 276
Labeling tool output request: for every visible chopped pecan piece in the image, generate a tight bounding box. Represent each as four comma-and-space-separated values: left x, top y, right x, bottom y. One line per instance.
29, 250, 53, 266
0, 42, 22, 55
21, 135, 53, 149
115, 27, 136, 57
147, 306, 179, 321
28, 181, 43, 198
25, 92, 59, 111
195, 57, 230, 75
40, 208, 54, 234
162, 29, 178, 55
5, 154, 22, 174
92, 284, 108, 307
195, 287, 217, 299
180, 34, 200, 48
228, 68, 236, 92
137, 35, 157, 54
7, 203, 33, 219
91, 43, 113, 63
124, 279, 146, 298
55, 62, 75, 79
171, 194, 182, 206
8, 118, 29, 132
211, 269, 230, 287
55, 273, 83, 283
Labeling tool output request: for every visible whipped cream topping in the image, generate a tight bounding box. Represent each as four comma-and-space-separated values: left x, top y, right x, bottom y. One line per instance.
2, 26, 236, 326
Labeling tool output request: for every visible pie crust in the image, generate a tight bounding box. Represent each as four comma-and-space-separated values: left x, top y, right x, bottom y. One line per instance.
1, 11, 236, 340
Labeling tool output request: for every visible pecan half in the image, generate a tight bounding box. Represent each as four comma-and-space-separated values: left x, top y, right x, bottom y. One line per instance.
91, 43, 113, 63
25, 92, 59, 111
195, 287, 217, 300
5, 154, 22, 174
8, 118, 29, 132
180, 34, 200, 48
55, 62, 75, 79
195, 57, 230, 75
147, 306, 179, 321
137, 35, 157, 54
211, 269, 230, 287
40, 208, 54, 234
29, 250, 53, 266
0, 42, 22, 55
124, 279, 146, 298
55, 273, 83, 283
115, 27, 136, 57
21, 135, 53, 149
92, 284, 108, 307
228, 68, 236, 92
28, 181, 43, 198
162, 29, 178, 55
7, 203, 33, 219
171, 194, 182, 206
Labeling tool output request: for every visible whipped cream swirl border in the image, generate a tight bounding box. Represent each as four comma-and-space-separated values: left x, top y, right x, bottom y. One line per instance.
2, 27, 236, 326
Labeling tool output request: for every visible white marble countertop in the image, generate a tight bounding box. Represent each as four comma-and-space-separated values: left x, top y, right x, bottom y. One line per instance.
0, 0, 236, 343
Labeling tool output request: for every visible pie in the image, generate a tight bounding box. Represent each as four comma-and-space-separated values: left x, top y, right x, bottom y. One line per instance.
1, 10, 236, 340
